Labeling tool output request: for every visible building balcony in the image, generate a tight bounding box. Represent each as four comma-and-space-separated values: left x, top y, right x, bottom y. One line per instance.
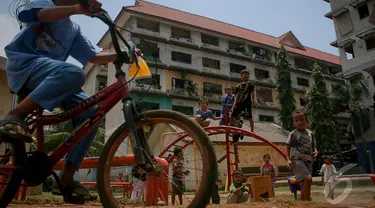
131, 27, 168, 42
200, 43, 224, 53
324, 7, 349, 19
251, 53, 272, 64
202, 93, 222, 102
130, 83, 163, 93
142, 56, 162, 63
254, 100, 280, 111
169, 36, 199, 48
226, 48, 248, 57
254, 77, 276, 88
293, 85, 309, 93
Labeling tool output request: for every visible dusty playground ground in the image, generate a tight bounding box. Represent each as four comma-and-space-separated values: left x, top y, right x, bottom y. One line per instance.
7, 186, 375, 208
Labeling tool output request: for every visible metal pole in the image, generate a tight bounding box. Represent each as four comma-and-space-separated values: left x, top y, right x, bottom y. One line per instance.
367, 150, 374, 174
224, 107, 231, 187
193, 141, 198, 192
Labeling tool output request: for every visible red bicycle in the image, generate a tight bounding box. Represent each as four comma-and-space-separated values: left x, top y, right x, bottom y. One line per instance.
0, 4, 217, 208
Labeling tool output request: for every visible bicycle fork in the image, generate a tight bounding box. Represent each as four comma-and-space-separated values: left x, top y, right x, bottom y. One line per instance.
122, 98, 154, 171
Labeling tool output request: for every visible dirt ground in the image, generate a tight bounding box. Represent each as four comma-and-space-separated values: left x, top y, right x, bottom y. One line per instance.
7, 186, 375, 208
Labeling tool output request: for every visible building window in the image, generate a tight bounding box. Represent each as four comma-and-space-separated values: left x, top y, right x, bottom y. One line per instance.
259, 115, 274, 122
172, 78, 187, 89
255, 69, 269, 80
228, 41, 245, 53
295, 57, 314, 70
344, 44, 355, 60
297, 77, 309, 87
365, 36, 375, 51
230, 63, 246, 74
137, 41, 159, 59
201, 34, 219, 46
203, 82, 222, 97
358, 4, 370, 19
328, 67, 341, 75
171, 27, 191, 40
202, 57, 220, 69
300, 98, 306, 106
256, 88, 273, 103
171, 51, 192, 64
172, 105, 194, 115
96, 76, 107, 92
372, 74, 375, 86
252, 47, 269, 60
136, 74, 160, 87
137, 18, 159, 32
140, 102, 160, 111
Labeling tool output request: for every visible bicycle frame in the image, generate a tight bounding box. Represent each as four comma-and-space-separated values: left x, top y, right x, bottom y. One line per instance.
31, 73, 130, 167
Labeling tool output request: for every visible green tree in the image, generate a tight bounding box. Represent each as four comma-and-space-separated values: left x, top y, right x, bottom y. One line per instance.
276, 44, 296, 131
304, 63, 337, 153
329, 74, 370, 166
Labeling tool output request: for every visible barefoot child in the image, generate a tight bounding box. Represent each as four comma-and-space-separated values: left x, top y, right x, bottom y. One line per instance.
219, 87, 235, 126
130, 166, 147, 202
231, 70, 255, 132
286, 110, 318, 201
260, 154, 277, 194
171, 147, 189, 205
320, 156, 336, 200
227, 169, 251, 204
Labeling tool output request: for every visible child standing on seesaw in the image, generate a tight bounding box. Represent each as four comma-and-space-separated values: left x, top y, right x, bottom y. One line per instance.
286, 110, 318, 201
219, 87, 235, 126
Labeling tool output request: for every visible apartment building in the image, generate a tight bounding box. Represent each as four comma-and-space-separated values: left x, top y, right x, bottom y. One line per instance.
83, 1, 351, 150
324, 0, 375, 172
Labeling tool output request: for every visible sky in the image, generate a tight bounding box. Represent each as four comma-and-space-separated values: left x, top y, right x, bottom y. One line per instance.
0, 0, 338, 67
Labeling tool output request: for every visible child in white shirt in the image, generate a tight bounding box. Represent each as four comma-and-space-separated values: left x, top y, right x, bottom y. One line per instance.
320, 156, 337, 199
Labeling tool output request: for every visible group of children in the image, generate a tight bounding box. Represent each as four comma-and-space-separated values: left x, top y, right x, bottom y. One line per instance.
126, 75, 338, 204
194, 69, 255, 142
227, 110, 338, 204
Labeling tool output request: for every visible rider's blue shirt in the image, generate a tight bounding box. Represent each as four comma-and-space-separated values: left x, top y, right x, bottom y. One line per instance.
5, 0, 96, 93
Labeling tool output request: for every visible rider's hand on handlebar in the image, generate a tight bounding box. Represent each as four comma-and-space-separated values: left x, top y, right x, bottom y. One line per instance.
119, 42, 143, 64
76, 0, 103, 17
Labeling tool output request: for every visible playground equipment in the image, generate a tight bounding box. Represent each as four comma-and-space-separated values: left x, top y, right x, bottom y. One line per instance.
159, 104, 289, 191
1, 155, 169, 206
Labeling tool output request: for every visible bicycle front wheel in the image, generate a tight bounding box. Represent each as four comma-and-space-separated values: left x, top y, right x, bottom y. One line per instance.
97, 110, 218, 208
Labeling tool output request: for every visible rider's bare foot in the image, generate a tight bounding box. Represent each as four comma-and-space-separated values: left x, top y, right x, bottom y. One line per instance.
0, 115, 33, 143
1, 118, 30, 136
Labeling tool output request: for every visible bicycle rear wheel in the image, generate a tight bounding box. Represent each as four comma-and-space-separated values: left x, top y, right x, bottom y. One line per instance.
0, 142, 26, 207
97, 110, 217, 208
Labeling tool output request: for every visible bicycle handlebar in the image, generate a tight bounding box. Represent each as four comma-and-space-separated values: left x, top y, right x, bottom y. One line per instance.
77, 0, 137, 67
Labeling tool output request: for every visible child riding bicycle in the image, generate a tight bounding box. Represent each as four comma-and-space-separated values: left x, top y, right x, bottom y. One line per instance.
0, 0, 135, 203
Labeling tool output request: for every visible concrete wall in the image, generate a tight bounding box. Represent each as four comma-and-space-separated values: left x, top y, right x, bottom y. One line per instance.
327, 0, 375, 144
0, 57, 11, 157
0, 70, 12, 120
131, 93, 172, 110
84, 65, 99, 97
331, 0, 375, 71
